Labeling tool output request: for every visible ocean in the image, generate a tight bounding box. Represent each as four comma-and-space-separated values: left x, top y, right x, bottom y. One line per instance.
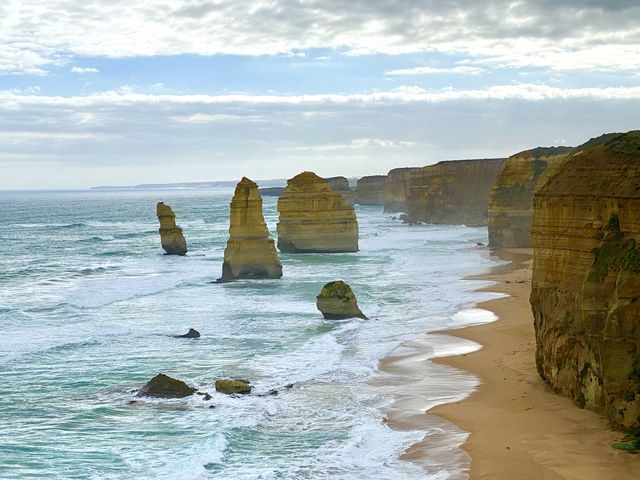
0, 189, 502, 479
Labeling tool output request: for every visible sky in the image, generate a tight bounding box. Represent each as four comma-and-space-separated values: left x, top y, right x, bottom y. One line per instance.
1, 0, 639, 189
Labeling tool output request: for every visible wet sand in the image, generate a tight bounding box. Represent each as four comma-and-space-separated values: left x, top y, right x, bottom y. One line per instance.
383, 248, 640, 479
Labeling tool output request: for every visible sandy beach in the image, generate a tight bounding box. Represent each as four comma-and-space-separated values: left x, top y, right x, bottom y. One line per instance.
384, 248, 640, 479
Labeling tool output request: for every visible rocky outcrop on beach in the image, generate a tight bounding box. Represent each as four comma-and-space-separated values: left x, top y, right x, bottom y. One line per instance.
530, 131, 640, 430
277, 172, 359, 253
325, 176, 354, 205
316, 280, 367, 319
384, 167, 419, 213
405, 158, 506, 226
215, 379, 252, 394
355, 175, 386, 205
488, 147, 573, 248
220, 177, 282, 282
138, 373, 196, 398
156, 202, 188, 255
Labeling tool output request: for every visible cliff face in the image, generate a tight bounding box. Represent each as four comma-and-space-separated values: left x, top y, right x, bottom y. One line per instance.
156, 202, 188, 255
325, 176, 354, 205
406, 158, 506, 226
277, 172, 359, 253
220, 177, 282, 281
384, 167, 419, 213
488, 147, 573, 248
355, 175, 386, 205
530, 131, 640, 430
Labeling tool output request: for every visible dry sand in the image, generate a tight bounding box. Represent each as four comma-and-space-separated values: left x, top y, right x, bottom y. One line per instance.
383, 248, 640, 479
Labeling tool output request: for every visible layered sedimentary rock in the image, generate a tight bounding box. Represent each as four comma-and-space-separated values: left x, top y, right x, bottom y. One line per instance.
325, 176, 354, 205
530, 131, 640, 430
384, 167, 419, 213
277, 172, 359, 253
316, 280, 367, 319
405, 158, 506, 226
355, 175, 386, 205
220, 177, 282, 281
488, 147, 573, 248
156, 202, 188, 255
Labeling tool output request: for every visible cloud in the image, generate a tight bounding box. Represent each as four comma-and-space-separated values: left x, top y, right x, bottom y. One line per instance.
386, 66, 485, 76
70, 66, 99, 74
2, 1, 640, 74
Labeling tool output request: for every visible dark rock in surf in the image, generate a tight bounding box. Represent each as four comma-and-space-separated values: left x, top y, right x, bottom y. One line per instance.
214, 379, 252, 395
138, 373, 196, 398
175, 328, 200, 339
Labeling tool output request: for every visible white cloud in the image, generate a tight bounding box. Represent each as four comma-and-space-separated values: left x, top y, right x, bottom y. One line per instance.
170, 113, 266, 124
386, 66, 485, 76
70, 66, 99, 74
1, 1, 640, 74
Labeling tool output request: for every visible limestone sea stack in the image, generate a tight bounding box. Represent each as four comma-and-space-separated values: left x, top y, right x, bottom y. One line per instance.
488, 147, 573, 248
355, 175, 386, 205
384, 167, 419, 213
316, 280, 367, 319
405, 158, 506, 226
277, 172, 359, 253
220, 177, 282, 282
530, 131, 640, 430
156, 202, 188, 255
325, 176, 354, 205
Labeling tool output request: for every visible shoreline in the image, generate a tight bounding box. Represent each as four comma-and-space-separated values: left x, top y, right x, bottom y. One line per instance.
383, 248, 640, 479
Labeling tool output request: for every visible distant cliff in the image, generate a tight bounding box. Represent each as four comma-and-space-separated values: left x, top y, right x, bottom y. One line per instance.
405, 158, 506, 226
384, 167, 418, 213
488, 147, 573, 248
325, 176, 355, 205
530, 131, 640, 430
355, 175, 386, 205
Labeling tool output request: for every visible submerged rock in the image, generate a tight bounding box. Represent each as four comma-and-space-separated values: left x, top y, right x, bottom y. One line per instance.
215, 379, 252, 395
175, 328, 200, 339
156, 202, 188, 255
277, 172, 359, 253
219, 177, 283, 281
138, 373, 196, 398
316, 280, 367, 320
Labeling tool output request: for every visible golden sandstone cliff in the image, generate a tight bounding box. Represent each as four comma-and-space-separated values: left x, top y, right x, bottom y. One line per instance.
384, 167, 418, 213
220, 178, 282, 281
406, 158, 506, 226
530, 131, 640, 430
156, 202, 188, 255
325, 176, 354, 205
277, 172, 359, 253
355, 175, 386, 205
488, 147, 573, 248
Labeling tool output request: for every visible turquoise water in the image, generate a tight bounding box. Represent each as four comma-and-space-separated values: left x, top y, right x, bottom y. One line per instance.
0, 190, 499, 479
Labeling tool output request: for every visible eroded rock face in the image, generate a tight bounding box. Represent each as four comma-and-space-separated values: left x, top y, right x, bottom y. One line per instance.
325, 176, 354, 205
530, 131, 640, 430
220, 177, 282, 282
215, 379, 252, 395
156, 202, 188, 255
138, 373, 196, 398
355, 175, 386, 205
488, 147, 573, 248
316, 280, 367, 319
277, 172, 359, 253
405, 158, 506, 226
384, 167, 419, 213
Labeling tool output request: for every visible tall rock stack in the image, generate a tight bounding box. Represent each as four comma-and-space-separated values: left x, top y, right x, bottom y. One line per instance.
325, 176, 354, 205
220, 177, 282, 281
156, 202, 188, 255
384, 167, 418, 213
406, 158, 506, 226
355, 175, 386, 205
277, 172, 359, 253
530, 131, 640, 430
488, 147, 572, 248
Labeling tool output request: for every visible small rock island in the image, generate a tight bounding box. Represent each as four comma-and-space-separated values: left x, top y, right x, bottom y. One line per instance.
316, 280, 367, 319
156, 202, 188, 255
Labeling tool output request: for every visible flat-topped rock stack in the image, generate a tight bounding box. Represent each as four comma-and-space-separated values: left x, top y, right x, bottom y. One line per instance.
219, 177, 282, 281
406, 158, 507, 226
277, 172, 359, 253
384, 167, 419, 213
355, 175, 386, 205
325, 176, 354, 205
156, 202, 188, 255
530, 131, 640, 430
488, 146, 573, 248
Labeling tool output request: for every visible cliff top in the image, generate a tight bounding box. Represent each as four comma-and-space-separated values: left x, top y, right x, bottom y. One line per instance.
236, 177, 258, 190
357, 175, 387, 183
511, 146, 574, 160
288, 171, 327, 185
